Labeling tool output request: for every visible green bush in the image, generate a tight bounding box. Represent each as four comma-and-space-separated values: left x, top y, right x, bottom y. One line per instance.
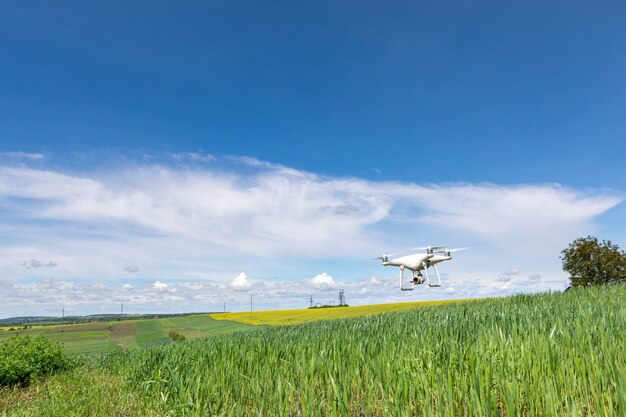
168, 331, 186, 342
0, 335, 71, 387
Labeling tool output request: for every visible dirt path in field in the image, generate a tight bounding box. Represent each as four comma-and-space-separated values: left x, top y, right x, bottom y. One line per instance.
110, 323, 136, 337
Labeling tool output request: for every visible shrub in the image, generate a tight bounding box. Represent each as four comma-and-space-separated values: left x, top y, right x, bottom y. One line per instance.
168, 331, 186, 342
0, 335, 72, 387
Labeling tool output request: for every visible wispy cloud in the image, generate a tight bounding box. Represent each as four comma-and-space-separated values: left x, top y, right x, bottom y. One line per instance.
0, 151, 45, 160
1, 165, 617, 257
496, 268, 519, 282
170, 152, 215, 163
22, 259, 58, 269
0, 156, 621, 316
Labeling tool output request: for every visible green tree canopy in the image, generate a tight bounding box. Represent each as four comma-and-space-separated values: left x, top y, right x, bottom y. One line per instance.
561, 236, 626, 287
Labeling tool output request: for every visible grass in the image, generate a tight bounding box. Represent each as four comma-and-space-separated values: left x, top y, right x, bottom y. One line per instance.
210, 299, 465, 325
0, 365, 160, 417
2, 286, 625, 416
100, 285, 626, 416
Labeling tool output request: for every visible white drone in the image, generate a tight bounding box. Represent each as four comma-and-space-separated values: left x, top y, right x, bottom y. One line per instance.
374, 246, 466, 291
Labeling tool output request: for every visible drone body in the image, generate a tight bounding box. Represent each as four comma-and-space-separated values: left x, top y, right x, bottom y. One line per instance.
375, 246, 464, 291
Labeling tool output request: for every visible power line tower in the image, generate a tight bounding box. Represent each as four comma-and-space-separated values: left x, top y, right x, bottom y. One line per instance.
120, 303, 124, 320
309, 295, 313, 308
61, 307, 64, 320
250, 296, 253, 314
339, 288, 346, 306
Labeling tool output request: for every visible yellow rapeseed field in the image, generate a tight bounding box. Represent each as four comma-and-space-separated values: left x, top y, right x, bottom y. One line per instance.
210, 299, 466, 325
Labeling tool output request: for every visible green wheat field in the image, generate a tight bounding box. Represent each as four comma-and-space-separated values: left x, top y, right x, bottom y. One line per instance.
1, 285, 625, 416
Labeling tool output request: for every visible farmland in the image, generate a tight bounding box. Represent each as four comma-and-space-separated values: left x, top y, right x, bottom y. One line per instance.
0, 315, 254, 354
210, 299, 464, 326
2, 285, 625, 416
0, 299, 460, 353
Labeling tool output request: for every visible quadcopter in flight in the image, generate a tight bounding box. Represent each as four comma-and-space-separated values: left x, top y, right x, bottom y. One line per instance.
373, 246, 466, 291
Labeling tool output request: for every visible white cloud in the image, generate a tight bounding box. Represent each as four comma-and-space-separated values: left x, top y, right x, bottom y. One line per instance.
497, 268, 520, 282
0, 165, 619, 262
0, 266, 599, 318
171, 152, 215, 162
0, 165, 619, 261
230, 155, 305, 177
311, 272, 336, 287
231, 272, 251, 289
0, 151, 45, 160
22, 259, 58, 268
0, 156, 622, 316
151, 281, 171, 292
528, 273, 541, 282
124, 265, 139, 273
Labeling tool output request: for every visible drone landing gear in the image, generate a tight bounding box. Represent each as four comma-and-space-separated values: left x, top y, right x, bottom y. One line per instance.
399, 266, 413, 291
399, 267, 425, 291
422, 262, 442, 287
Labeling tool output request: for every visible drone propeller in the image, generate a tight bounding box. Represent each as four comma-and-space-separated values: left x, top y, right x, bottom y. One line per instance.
434, 247, 468, 257
412, 245, 445, 250
411, 245, 446, 254
371, 252, 400, 262
434, 247, 468, 253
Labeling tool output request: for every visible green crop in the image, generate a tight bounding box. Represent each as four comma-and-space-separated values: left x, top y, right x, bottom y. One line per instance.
101, 285, 626, 416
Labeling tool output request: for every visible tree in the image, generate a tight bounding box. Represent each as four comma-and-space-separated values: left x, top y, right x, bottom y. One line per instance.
561, 236, 626, 287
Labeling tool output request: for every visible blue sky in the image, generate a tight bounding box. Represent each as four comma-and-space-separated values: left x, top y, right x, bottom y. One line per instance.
1, 1, 625, 317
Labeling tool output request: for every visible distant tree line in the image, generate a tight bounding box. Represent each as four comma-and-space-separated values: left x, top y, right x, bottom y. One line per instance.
1, 312, 221, 327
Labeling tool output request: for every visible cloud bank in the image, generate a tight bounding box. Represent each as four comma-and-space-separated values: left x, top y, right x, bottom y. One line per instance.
0, 154, 621, 316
